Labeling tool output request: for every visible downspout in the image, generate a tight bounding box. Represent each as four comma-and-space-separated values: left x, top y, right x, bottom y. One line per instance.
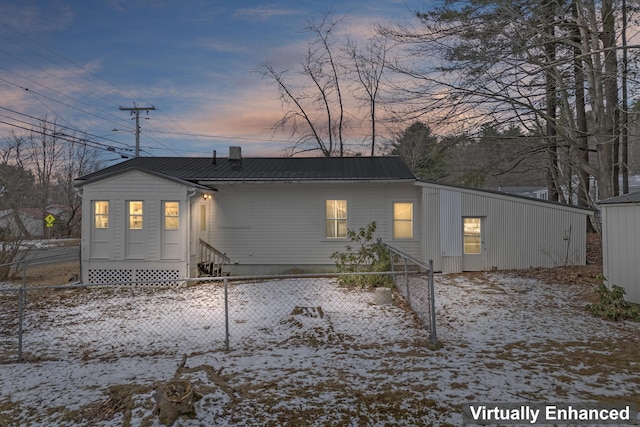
75, 187, 84, 284
187, 188, 197, 278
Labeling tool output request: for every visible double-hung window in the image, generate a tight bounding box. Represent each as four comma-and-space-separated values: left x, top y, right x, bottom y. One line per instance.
393, 202, 413, 239
94, 201, 109, 228
129, 201, 143, 229
325, 200, 347, 238
164, 201, 179, 230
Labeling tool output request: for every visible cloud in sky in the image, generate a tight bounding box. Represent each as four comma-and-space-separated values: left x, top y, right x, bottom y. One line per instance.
0, 1, 420, 160
232, 5, 301, 22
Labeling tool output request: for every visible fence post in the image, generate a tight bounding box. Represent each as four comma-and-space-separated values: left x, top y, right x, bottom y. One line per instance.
224, 277, 229, 351
17, 264, 26, 362
428, 259, 438, 346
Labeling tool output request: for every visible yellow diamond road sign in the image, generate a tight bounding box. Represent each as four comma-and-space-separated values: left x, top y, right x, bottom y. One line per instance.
45, 214, 55, 225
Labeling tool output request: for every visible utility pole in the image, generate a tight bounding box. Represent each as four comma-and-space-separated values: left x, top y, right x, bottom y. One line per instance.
119, 104, 156, 157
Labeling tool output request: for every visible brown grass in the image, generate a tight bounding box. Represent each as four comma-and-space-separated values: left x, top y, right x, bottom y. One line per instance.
10, 261, 80, 286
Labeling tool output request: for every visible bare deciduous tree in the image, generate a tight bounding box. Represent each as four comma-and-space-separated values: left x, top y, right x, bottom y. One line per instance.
346, 34, 389, 156
1, 118, 103, 239
379, 0, 637, 210
55, 134, 102, 236
258, 13, 347, 157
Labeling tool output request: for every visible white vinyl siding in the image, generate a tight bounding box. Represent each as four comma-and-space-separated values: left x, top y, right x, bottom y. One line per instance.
80, 170, 189, 282
210, 183, 422, 267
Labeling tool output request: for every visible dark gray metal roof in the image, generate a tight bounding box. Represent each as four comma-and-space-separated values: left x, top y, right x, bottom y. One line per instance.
598, 190, 640, 204
75, 156, 416, 185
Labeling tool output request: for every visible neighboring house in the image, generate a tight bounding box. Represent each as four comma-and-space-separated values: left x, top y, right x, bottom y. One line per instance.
0, 208, 43, 238
74, 147, 593, 284
599, 191, 640, 304
0, 206, 74, 239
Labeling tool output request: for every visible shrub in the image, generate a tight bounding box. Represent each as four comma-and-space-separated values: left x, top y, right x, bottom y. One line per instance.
586, 276, 639, 321
330, 222, 393, 288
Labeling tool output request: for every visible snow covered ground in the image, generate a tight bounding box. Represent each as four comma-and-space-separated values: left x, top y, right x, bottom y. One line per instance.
0, 271, 639, 426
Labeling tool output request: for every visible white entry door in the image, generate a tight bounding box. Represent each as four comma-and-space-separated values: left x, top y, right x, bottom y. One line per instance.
462, 217, 485, 271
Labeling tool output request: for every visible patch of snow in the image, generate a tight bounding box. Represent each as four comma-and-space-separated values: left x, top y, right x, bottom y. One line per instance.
0, 273, 638, 426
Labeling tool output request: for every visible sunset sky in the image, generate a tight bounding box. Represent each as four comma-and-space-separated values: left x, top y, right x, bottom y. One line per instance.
0, 1, 422, 163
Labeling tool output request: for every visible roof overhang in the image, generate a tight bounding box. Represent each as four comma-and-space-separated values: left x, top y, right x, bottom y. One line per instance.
74, 166, 210, 190
197, 178, 416, 186
415, 180, 596, 215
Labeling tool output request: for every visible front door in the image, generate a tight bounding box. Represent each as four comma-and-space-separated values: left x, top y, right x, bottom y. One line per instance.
462, 217, 485, 271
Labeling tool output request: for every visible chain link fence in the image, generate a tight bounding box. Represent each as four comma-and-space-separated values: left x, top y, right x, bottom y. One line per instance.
386, 245, 438, 347
0, 267, 437, 363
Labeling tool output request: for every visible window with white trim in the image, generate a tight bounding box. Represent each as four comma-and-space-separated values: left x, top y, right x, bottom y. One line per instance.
393, 202, 413, 239
128, 201, 143, 230
325, 200, 347, 238
94, 201, 109, 228
164, 201, 179, 230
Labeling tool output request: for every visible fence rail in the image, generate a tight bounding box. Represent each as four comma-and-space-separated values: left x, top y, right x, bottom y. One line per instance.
1, 262, 437, 363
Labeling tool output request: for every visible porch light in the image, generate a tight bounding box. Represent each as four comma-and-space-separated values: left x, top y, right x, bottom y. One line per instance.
203, 194, 212, 200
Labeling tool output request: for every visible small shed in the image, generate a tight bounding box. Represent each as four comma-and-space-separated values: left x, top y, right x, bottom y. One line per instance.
600, 191, 640, 304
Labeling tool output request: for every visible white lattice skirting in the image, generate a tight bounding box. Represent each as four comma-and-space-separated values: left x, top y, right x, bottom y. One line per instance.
88, 269, 181, 285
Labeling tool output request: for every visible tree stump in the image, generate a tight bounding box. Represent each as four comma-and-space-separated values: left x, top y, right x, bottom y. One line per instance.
153, 379, 196, 426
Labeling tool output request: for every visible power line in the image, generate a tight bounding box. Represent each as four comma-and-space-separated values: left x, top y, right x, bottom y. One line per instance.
146, 129, 295, 144
1, 23, 203, 153
0, 106, 135, 151
0, 118, 132, 158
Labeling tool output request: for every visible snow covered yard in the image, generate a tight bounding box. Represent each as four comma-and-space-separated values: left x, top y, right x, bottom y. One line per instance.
1, 270, 639, 426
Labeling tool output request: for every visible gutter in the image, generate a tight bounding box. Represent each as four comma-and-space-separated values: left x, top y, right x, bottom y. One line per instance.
196, 178, 417, 186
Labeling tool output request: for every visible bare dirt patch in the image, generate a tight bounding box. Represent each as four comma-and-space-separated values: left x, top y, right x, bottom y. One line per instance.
10, 260, 80, 287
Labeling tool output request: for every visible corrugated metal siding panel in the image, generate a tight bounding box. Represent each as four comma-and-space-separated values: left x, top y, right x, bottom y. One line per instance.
210, 183, 422, 266
418, 183, 586, 272
440, 190, 462, 256
460, 193, 586, 270
422, 187, 442, 270
602, 205, 640, 304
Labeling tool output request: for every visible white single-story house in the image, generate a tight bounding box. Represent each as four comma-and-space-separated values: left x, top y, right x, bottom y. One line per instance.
599, 191, 640, 304
74, 148, 593, 284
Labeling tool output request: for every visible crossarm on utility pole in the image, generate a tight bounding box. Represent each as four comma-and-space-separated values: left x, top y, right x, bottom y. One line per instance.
119, 105, 156, 157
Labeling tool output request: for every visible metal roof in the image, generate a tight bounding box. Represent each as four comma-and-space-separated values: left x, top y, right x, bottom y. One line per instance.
75, 156, 416, 185
598, 190, 640, 204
